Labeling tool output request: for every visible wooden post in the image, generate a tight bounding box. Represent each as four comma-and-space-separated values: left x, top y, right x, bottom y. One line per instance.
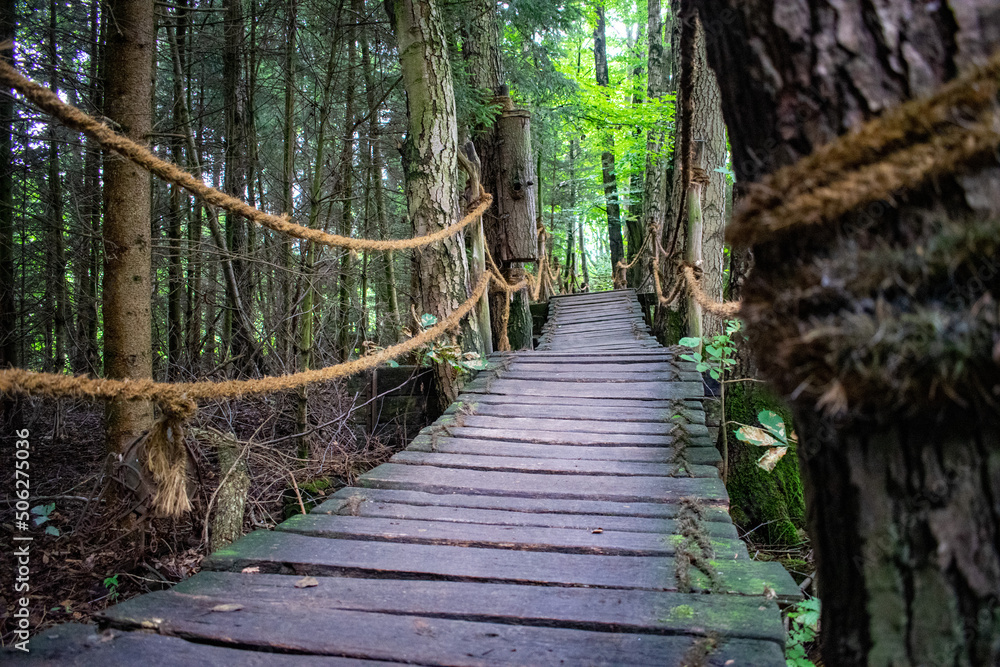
486, 91, 537, 350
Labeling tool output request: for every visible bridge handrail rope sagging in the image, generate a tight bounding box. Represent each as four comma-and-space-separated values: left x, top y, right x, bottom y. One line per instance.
0, 61, 497, 516
2, 48, 999, 515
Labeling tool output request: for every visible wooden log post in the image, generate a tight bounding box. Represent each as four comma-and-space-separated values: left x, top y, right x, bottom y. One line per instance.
486, 90, 538, 350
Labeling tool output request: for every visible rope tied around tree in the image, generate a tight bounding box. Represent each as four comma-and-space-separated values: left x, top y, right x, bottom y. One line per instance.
0, 60, 493, 253
728, 51, 1000, 417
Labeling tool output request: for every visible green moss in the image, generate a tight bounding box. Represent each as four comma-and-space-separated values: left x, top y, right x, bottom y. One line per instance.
667, 604, 695, 620
724, 381, 806, 545
283, 477, 335, 518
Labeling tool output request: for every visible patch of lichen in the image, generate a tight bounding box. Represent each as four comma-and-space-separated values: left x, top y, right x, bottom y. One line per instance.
724, 381, 806, 545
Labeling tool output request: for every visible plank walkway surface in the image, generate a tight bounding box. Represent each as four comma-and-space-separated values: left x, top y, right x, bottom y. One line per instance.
9, 289, 799, 666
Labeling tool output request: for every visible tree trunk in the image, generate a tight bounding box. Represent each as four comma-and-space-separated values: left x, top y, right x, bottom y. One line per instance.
687, 13, 727, 336
697, 0, 1000, 663
222, 0, 256, 375
336, 5, 358, 361
46, 0, 67, 373
280, 0, 296, 365
639, 0, 667, 292
103, 0, 153, 453
166, 1, 188, 377
594, 3, 624, 272
0, 0, 16, 373
387, 0, 485, 403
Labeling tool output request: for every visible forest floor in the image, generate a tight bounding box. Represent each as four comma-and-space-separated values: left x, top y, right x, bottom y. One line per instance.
0, 384, 410, 646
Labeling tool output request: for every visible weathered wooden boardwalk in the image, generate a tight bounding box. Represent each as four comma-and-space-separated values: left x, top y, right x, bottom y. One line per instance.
11, 290, 799, 665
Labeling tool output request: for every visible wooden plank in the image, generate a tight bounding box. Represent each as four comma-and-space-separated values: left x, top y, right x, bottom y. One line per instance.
201, 530, 802, 601
358, 463, 729, 503
448, 398, 706, 423
406, 435, 723, 465
319, 487, 734, 522
99, 590, 786, 666
166, 571, 785, 643
317, 499, 738, 537
390, 451, 720, 479
457, 414, 686, 435
2, 623, 378, 666
497, 370, 694, 383
446, 424, 710, 446
506, 361, 680, 372
456, 392, 706, 411
276, 514, 747, 558
463, 378, 705, 400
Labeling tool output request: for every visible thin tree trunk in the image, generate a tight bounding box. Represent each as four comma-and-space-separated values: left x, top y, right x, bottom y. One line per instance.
698, 1, 1000, 663
336, 4, 358, 361
166, 0, 188, 377
639, 0, 666, 293
594, 3, 624, 271
0, 0, 16, 374
280, 0, 296, 364
103, 0, 153, 453
222, 0, 256, 375
46, 0, 67, 373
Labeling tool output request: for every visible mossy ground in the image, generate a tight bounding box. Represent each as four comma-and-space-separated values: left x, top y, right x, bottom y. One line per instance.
724, 381, 806, 546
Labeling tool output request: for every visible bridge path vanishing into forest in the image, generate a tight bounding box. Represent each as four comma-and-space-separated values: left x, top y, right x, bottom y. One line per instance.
10, 289, 800, 666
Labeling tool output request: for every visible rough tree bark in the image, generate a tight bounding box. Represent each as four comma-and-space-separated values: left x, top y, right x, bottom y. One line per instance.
103, 0, 153, 453
387, 0, 485, 403
687, 15, 727, 337
593, 2, 625, 271
697, 0, 1000, 664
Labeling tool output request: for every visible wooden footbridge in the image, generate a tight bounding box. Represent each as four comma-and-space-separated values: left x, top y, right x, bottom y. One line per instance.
12, 290, 800, 666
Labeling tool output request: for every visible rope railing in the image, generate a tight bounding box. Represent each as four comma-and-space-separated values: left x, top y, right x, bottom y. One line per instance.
0, 60, 505, 517
0, 60, 492, 252
0, 273, 491, 516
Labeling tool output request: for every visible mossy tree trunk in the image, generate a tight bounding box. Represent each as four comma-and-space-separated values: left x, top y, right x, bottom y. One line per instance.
698, 0, 1000, 663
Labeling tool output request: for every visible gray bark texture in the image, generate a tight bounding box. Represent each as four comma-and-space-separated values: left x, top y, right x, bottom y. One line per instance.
102, 0, 154, 453
389, 0, 485, 402
695, 1, 1000, 664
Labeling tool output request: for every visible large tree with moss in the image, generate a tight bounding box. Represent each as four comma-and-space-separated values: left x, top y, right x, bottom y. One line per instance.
697, 0, 1000, 663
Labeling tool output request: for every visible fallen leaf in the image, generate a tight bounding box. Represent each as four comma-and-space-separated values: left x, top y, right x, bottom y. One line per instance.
210, 603, 244, 613
241, 566, 260, 574
592, 528, 603, 534
763, 586, 776, 600
294, 576, 319, 588
756, 446, 789, 472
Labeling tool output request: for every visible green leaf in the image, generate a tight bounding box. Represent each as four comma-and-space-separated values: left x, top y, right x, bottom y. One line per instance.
420, 313, 438, 328
757, 410, 787, 441
678, 337, 702, 348
709, 368, 721, 380
45, 525, 60, 537
33, 515, 49, 526
385, 360, 399, 368
696, 362, 710, 373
